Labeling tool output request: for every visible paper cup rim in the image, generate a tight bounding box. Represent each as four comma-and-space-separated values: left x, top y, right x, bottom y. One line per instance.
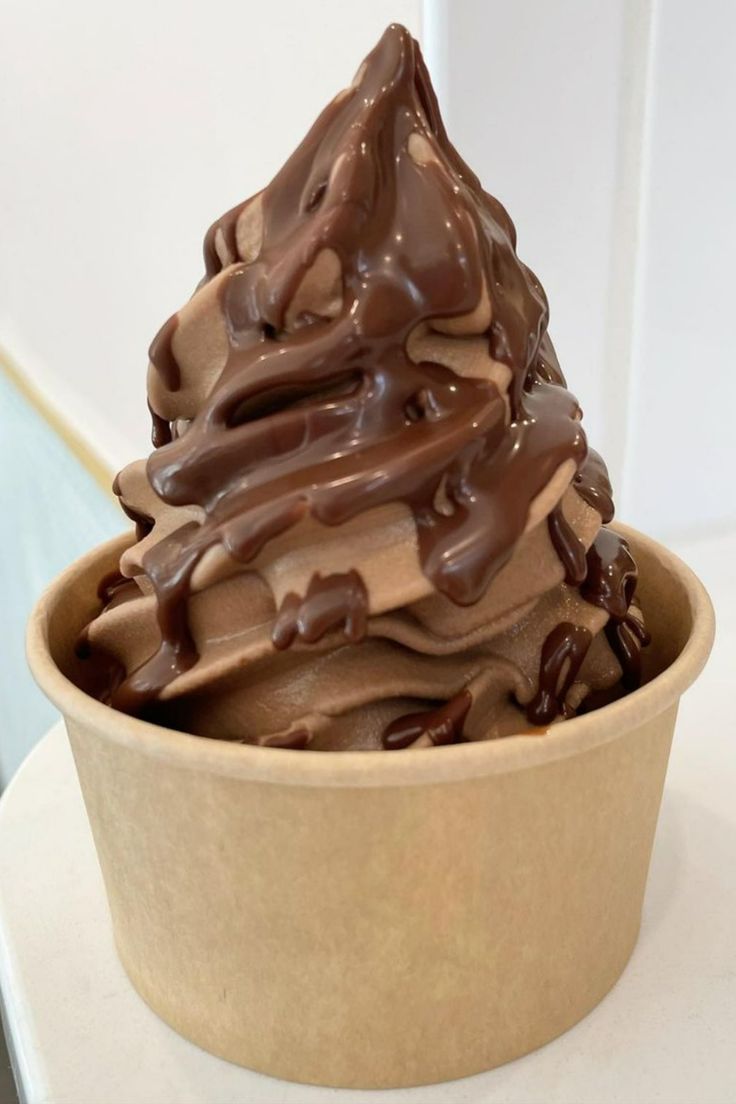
27, 524, 714, 788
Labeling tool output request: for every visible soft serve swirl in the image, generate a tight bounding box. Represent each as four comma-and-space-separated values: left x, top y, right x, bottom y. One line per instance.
79, 24, 648, 749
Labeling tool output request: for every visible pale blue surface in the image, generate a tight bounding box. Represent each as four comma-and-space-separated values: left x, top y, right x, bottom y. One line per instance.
0, 372, 125, 786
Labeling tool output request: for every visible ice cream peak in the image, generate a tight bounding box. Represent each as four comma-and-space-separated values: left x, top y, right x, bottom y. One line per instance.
79, 24, 648, 748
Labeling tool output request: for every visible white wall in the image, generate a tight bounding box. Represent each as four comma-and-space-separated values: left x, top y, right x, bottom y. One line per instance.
0, 0, 421, 470
622, 0, 736, 540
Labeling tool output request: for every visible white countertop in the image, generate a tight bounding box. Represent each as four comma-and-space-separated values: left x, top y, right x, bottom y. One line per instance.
1, 531, 735, 1104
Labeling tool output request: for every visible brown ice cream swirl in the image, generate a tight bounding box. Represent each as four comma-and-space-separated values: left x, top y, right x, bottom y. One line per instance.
79, 24, 648, 750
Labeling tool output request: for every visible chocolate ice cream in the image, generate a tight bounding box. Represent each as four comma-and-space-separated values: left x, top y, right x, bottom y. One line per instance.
78, 24, 648, 750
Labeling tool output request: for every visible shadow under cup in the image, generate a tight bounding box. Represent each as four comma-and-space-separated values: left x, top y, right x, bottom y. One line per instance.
28, 524, 714, 1089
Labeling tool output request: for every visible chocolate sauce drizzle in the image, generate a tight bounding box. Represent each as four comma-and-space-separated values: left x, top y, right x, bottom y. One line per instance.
606, 615, 649, 690
547, 506, 587, 585
383, 689, 472, 749
526, 623, 593, 726
148, 400, 173, 449
524, 526, 650, 727
582, 526, 636, 620
546, 447, 614, 586
530, 449, 646, 725
272, 570, 368, 650
582, 527, 651, 689
574, 448, 614, 523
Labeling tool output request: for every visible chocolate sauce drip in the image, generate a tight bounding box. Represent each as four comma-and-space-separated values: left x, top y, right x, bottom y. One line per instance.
148, 400, 173, 449
582, 527, 650, 688
525, 527, 649, 725
526, 623, 593, 726
547, 504, 587, 585
271, 570, 369, 650
547, 448, 617, 587
104, 26, 591, 713
546, 447, 613, 584
606, 614, 649, 690
112, 474, 155, 542
110, 522, 201, 714
581, 526, 636, 619
574, 449, 614, 523
383, 689, 472, 749
148, 314, 181, 392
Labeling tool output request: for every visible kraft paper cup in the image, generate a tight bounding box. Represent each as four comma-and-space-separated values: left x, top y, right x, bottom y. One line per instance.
27, 524, 714, 1089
